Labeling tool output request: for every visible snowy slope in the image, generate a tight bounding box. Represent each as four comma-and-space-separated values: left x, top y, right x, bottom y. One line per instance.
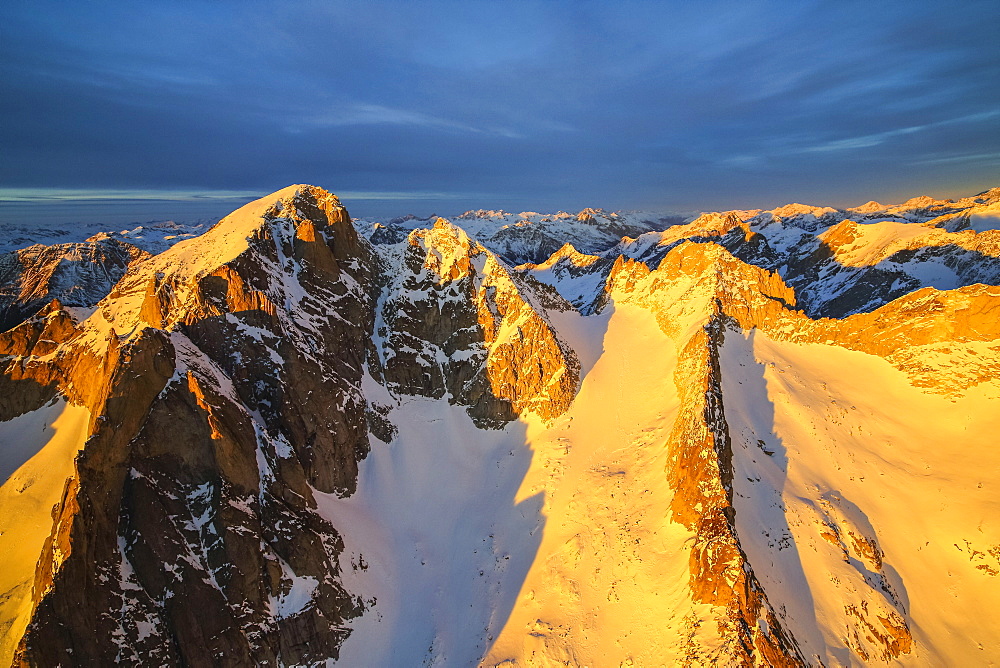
320, 302, 703, 666
722, 331, 1000, 665
0, 399, 91, 660
484, 302, 700, 666
317, 383, 541, 666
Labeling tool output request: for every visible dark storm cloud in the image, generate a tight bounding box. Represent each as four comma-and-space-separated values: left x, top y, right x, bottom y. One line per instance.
1, 0, 998, 221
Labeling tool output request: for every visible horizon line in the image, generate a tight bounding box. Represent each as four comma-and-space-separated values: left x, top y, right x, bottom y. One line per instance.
0, 188, 483, 204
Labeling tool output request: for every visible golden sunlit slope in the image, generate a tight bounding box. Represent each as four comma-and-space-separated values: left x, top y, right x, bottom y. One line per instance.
484, 240, 1000, 666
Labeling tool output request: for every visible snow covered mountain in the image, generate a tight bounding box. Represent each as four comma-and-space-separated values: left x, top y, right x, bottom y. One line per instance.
0, 219, 209, 256
0, 237, 146, 331
354, 208, 687, 265
0, 220, 208, 332
1, 184, 999, 666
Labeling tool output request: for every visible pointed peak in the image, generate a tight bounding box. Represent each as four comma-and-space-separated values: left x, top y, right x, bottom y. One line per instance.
421, 218, 478, 250
818, 218, 861, 245
525, 242, 601, 272
770, 202, 839, 219
900, 194, 950, 209
554, 242, 599, 266
412, 217, 478, 255
228, 184, 348, 230
577, 207, 608, 221
137, 184, 356, 286
219, 185, 345, 229
721, 211, 745, 226
554, 241, 580, 257
972, 186, 1000, 203
259, 185, 346, 224
851, 200, 884, 213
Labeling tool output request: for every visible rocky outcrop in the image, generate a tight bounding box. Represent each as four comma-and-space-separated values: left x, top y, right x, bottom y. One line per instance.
0, 301, 81, 421
604, 244, 808, 665
0, 237, 147, 332
3, 186, 374, 666
373, 219, 580, 428
666, 316, 806, 666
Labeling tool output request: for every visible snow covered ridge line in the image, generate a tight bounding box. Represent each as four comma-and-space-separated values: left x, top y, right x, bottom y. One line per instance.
354, 185, 1000, 264
354, 207, 691, 265
516, 186, 1000, 317
1, 183, 1000, 665
5, 183, 997, 338
0, 219, 211, 256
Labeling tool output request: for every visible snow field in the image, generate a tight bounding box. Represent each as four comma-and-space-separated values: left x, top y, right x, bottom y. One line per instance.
321, 302, 710, 666
722, 330, 1000, 666
0, 399, 91, 664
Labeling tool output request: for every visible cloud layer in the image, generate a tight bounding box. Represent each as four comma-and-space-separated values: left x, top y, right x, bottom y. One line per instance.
1, 0, 998, 219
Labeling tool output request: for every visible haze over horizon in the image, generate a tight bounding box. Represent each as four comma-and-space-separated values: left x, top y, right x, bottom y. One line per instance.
1, 0, 998, 224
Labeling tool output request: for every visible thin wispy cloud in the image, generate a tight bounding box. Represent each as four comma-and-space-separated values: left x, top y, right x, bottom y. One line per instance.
801, 127, 926, 154
289, 104, 522, 138
914, 152, 1000, 166
801, 111, 1000, 154
719, 110, 1000, 169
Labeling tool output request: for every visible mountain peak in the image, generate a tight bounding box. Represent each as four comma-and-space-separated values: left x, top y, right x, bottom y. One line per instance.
148, 185, 350, 281
536, 242, 600, 270
850, 200, 885, 213
770, 202, 840, 219
901, 194, 950, 209
226, 184, 345, 231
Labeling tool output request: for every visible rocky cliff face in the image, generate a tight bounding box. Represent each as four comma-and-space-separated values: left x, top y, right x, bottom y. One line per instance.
2, 185, 1000, 666
598, 241, 924, 665
0, 237, 147, 332
1, 186, 381, 666
372, 219, 579, 428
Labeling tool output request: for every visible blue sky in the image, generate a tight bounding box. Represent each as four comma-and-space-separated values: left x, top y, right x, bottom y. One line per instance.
1, 0, 998, 222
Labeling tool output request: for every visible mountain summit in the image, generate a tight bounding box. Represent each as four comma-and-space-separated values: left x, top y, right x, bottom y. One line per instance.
1, 185, 999, 665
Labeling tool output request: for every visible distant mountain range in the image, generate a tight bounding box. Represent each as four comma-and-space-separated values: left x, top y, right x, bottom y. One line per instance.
1, 184, 999, 666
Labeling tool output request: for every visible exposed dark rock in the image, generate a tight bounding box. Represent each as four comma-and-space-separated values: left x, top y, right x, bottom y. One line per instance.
0, 237, 146, 333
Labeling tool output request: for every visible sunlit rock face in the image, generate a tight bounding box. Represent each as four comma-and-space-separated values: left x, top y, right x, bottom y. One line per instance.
373, 218, 579, 428
1, 186, 376, 666
0, 237, 147, 332
2, 185, 1000, 666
